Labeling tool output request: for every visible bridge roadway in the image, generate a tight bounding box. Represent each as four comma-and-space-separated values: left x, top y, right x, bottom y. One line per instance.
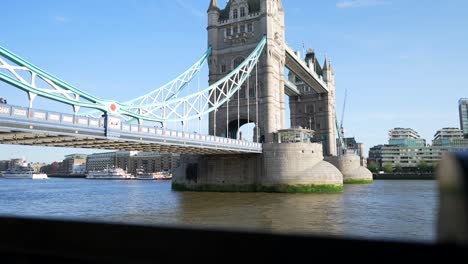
0, 104, 262, 154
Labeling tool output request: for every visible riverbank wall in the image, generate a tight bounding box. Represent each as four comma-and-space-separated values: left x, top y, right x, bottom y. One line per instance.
373, 173, 435, 180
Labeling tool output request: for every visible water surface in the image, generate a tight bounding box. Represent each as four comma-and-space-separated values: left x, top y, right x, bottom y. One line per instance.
0, 178, 437, 242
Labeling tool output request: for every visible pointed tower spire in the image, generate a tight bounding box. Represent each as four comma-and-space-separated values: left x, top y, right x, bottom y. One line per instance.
323, 55, 331, 71
208, 0, 219, 12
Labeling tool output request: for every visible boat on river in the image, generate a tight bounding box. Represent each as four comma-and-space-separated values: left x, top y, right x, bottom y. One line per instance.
135, 169, 172, 180
86, 167, 134, 180
1, 164, 48, 179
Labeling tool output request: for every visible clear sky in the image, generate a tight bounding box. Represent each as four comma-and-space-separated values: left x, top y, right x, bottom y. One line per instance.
1, 0, 467, 163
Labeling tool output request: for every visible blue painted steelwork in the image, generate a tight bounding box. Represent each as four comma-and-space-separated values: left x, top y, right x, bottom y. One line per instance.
0, 37, 265, 124
121, 36, 267, 122
81, 47, 212, 118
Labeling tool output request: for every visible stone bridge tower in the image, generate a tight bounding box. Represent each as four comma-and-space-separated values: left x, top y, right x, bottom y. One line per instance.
207, 0, 286, 143
288, 51, 337, 156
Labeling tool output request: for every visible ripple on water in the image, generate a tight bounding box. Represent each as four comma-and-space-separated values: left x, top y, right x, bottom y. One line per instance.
0, 178, 437, 242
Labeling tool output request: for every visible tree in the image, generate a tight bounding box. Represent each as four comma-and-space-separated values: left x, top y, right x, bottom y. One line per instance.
383, 163, 394, 173
394, 164, 402, 173
417, 161, 429, 172
367, 162, 378, 173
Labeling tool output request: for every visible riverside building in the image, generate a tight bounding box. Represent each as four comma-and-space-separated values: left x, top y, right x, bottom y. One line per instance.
57, 154, 87, 175
460, 98, 468, 138
86, 151, 180, 175
387, 127, 426, 147
368, 127, 468, 170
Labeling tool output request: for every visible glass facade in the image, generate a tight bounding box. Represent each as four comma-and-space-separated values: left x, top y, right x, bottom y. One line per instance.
277, 128, 313, 143
459, 98, 468, 138
368, 126, 468, 169
388, 138, 426, 147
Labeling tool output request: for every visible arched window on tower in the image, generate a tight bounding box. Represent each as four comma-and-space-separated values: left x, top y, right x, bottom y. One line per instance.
233, 9, 238, 19
240, 7, 246, 17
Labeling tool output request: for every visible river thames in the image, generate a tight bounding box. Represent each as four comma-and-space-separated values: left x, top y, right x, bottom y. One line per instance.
0, 179, 437, 243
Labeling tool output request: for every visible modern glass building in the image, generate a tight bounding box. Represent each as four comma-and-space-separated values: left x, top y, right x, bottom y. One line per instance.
433, 127, 464, 140
368, 127, 468, 169
388, 128, 426, 147
460, 98, 468, 138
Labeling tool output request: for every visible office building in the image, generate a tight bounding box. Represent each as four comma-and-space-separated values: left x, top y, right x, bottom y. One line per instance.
388, 128, 426, 147
58, 154, 88, 175
459, 98, 468, 138
86, 151, 180, 175
368, 127, 468, 170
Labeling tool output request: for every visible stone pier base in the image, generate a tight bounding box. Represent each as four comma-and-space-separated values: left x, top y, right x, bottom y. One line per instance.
325, 155, 373, 184
172, 143, 344, 193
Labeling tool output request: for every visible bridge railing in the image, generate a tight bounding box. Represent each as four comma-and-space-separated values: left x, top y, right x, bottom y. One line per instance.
0, 104, 262, 151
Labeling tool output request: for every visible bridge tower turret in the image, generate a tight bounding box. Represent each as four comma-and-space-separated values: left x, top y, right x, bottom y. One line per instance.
323, 56, 337, 156
288, 52, 338, 156
207, 0, 286, 143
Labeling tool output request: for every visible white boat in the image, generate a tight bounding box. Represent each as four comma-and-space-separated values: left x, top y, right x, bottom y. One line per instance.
135, 169, 172, 180
86, 167, 134, 180
2, 164, 48, 179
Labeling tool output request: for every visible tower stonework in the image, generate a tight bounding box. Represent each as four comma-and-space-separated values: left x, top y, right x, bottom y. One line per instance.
171, 0, 349, 193
288, 52, 337, 156
207, 0, 286, 143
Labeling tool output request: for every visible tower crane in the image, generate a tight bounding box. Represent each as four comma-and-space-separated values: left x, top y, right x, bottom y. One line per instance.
336, 89, 347, 156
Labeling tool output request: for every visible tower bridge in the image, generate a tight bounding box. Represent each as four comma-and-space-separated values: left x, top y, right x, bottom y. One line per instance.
0, 0, 372, 192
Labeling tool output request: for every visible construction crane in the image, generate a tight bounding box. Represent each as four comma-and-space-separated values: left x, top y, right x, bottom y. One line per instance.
336, 89, 347, 156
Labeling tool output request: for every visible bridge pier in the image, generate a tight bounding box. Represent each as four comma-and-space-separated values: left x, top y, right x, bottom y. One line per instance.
172, 143, 344, 193
325, 155, 373, 184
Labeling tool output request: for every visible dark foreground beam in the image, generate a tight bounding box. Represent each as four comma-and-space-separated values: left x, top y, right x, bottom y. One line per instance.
0, 216, 466, 263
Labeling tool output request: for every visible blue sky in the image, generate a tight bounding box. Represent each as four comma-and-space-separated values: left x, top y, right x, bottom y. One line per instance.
1, 0, 467, 163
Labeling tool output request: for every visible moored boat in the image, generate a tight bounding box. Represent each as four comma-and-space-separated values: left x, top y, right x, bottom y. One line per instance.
2, 164, 48, 179
86, 167, 134, 180
135, 169, 172, 180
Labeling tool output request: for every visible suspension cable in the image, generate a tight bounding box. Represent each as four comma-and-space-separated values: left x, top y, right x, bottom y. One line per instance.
198, 73, 201, 134
226, 98, 229, 138
214, 88, 217, 136
183, 99, 186, 132
162, 90, 166, 130
237, 82, 240, 139
255, 63, 259, 143
247, 73, 250, 140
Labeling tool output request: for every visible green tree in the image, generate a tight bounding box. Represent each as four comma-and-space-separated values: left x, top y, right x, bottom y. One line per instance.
383, 164, 394, 173
367, 162, 378, 173
418, 161, 429, 172
394, 164, 402, 173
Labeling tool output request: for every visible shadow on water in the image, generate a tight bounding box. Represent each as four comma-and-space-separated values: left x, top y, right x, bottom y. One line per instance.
174, 180, 437, 242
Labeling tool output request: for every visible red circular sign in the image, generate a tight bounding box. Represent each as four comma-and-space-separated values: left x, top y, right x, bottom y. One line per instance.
110, 103, 117, 112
